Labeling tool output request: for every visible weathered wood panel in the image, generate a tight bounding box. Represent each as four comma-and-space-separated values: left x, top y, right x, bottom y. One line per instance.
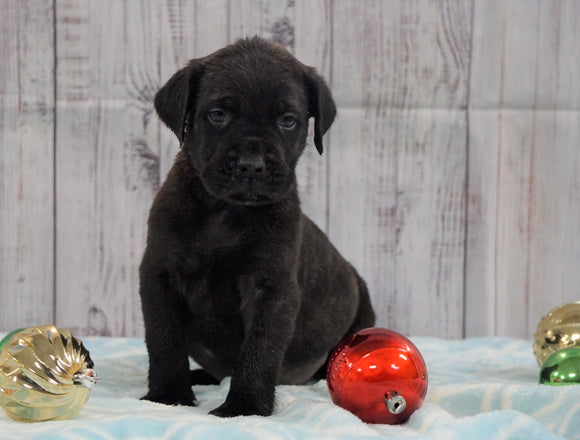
0, 0, 579, 339
330, 0, 471, 337
293, 0, 331, 231
466, 0, 580, 337
0, 0, 55, 328
54, 0, 159, 336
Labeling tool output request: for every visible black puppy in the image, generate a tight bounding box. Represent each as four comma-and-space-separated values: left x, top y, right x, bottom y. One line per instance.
140, 37, 375, 417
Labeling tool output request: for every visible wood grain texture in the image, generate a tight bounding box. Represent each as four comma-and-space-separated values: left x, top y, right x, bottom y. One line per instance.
330, 0, 471, 337
466, 0, 580, 337
1, 0, 578, 339
0, 0, 55, 328
293, 0, 331, 231
54, 0, 159, 336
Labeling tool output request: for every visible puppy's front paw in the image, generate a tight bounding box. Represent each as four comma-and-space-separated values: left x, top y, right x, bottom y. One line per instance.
142, 390, 197, 407
209, 396, 273, 418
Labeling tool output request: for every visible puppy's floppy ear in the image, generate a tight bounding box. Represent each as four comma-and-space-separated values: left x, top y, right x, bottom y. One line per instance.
304, 67, 337, 155
154, 59, 205, 143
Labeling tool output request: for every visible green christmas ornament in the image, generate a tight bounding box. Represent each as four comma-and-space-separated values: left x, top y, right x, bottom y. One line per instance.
539, 347, 580, 386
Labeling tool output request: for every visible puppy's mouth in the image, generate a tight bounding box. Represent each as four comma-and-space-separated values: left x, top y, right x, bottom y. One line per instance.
200, 173, 291, 206
227, 192, 277, 206
200, 151, 294, 205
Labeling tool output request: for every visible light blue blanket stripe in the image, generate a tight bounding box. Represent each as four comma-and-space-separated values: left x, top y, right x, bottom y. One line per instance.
0, 335, 578, 439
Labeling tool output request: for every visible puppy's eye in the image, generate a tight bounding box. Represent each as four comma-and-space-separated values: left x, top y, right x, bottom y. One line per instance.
278, 114, 297, 129
208, 109, 228, 125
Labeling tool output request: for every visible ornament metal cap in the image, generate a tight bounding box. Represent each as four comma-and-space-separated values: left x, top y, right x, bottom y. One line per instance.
533, 302, 580, 366
384, 391, 406, 415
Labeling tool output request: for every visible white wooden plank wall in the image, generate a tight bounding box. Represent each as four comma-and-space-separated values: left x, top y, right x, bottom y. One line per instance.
1, 1, 55, 327
0, 0, 578, 339
466, 0, 580, 336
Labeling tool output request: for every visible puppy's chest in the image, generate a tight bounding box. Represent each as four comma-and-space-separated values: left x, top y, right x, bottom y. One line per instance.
182, 210, 246, 260
173, 212, 250, 306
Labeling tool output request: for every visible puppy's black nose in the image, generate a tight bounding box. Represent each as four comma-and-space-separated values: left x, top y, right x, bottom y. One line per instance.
236, 153, 265, 179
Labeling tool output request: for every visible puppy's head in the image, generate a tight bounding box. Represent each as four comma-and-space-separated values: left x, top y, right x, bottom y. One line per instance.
154, 37, 336, 206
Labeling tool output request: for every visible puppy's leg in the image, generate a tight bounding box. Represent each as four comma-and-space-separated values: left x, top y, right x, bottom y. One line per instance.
140, 264, 196, 406
210, 274, 299, 417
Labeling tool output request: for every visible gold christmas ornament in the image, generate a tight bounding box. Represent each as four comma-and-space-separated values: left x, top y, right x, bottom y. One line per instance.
0, 326, 98, 422
533, 302, 580, 366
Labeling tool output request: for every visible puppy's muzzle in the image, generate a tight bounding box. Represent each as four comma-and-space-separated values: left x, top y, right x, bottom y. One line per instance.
227, 147, 273, 203
201, 136, 293, 205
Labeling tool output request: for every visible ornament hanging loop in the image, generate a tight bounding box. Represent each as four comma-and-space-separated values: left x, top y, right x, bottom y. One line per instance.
384, 391, 406, 415
73, 368, 100, 389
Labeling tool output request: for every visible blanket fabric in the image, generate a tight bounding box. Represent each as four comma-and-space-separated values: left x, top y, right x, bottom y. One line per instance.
0, 335, 578, 439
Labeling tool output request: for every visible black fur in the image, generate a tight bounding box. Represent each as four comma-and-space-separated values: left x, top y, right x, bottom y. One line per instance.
140, 37, 375, 417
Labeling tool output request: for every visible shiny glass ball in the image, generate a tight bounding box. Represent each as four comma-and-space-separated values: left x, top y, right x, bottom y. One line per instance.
327, 328, 428, 424
539, 347, 580, 386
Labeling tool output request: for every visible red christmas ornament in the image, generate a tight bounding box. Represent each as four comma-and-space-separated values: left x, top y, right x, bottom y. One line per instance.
327, 328, 428, 424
